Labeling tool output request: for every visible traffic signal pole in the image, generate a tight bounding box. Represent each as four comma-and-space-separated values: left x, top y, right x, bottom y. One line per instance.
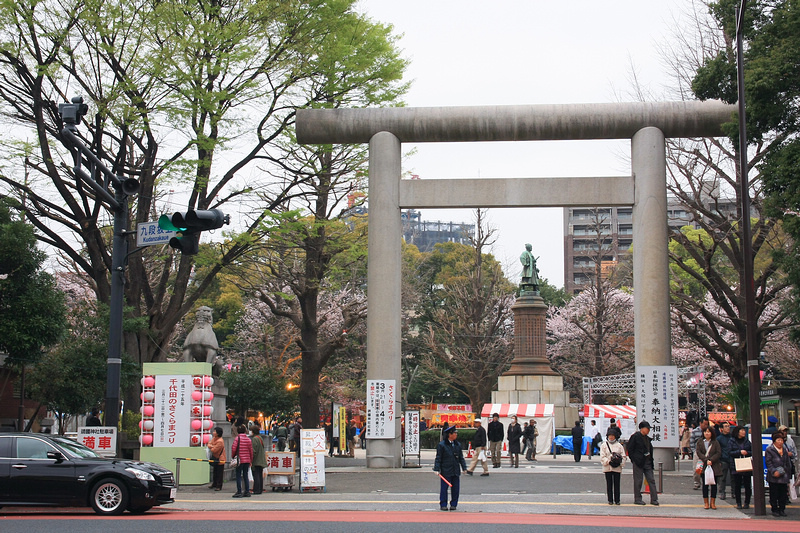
59, 97, 139, 431
105, 184, 128, 430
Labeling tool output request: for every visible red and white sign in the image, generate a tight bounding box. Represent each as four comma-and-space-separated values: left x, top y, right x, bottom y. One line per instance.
77, 427, 117, 457
266, 451, 295, 475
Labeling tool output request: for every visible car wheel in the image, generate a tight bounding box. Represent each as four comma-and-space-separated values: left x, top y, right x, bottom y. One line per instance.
90, 478, 129, 516
128, 505, 153, 514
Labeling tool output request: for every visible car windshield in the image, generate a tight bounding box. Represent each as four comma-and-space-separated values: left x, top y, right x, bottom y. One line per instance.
51, 436, 102, 458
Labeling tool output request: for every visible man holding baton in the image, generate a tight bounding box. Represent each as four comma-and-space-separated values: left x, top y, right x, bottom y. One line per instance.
434, 425, 468, 511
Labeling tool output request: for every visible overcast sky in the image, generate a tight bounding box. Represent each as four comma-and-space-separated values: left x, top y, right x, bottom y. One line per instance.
356, 0, 691, 288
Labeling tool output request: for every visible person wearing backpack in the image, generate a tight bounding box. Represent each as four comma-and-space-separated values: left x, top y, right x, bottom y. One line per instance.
600, 428, 626, 505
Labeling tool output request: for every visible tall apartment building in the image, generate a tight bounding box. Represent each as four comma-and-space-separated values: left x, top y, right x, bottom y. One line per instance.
563, 202, 694, 294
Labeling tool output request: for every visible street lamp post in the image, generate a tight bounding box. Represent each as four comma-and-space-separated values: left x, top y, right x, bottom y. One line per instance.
58, 97, 139, 431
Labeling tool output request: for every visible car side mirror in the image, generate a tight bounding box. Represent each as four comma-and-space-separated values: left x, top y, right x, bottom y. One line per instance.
47, 451, 65, 463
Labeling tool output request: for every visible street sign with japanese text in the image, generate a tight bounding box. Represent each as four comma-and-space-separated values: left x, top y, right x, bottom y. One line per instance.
404, 410, 420, 455
137, 221, 176, 247
77, 426, 117, 457
265, 451, 295, 475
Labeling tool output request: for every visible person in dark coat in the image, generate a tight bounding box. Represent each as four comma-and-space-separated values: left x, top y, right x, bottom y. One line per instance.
571, 420, 584, 462
507, 416, 523, 468
433, 426, 467, 511
715, 422, 732, 500
86, 408, 102, 426
728, 425, 753, 509
765, 430, 793, 517
465, 419, 489, 476
487, 413, 504, 469
626, 420, 659, 506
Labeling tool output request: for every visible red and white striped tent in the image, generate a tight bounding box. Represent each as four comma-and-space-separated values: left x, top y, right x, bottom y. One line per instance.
583, 404, 637, 440
480, 404, 555, 456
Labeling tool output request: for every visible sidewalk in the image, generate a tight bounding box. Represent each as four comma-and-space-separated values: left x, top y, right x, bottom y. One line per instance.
170, 449, 790, 520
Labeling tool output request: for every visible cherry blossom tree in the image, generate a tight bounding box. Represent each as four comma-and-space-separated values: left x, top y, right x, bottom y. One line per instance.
547, 288, 635, 402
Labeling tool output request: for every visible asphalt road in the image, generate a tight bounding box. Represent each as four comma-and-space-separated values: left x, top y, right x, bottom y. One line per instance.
2, 450, 798, 532
1, 511, 799, 533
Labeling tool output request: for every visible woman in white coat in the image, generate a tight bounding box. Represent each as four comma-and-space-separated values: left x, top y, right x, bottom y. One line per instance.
600, 429, 626, 505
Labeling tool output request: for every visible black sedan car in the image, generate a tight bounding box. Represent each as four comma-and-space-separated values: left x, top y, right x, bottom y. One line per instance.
0, 433, 175, 515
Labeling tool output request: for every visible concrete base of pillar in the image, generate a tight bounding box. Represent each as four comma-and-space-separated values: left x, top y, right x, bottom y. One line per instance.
653, 447, 676, 472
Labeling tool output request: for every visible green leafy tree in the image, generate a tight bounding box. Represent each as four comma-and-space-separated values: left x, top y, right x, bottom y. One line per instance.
0, 199, 66, 367
27, 301, 138, 433
223, 363, 298, 418
229, 6, 407, 427
668, 0, 796, 384
0, 0, 402, 413
409, 211, 516, 409
0, 198, 66, 428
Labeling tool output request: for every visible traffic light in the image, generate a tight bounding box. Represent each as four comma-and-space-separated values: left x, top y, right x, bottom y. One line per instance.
158, 209, 230, 255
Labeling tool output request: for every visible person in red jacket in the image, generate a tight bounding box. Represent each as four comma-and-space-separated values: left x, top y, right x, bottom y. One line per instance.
231, 424, 253, 497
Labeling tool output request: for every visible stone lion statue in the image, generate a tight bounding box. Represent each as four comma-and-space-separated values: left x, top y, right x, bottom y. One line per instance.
183, 306, 222, 374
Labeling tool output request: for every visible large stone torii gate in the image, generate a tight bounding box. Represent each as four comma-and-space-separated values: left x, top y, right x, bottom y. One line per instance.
297, 101, 736, 468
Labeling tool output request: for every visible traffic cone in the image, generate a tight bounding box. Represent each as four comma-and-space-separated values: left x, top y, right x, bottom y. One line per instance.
644, 480, 650, 494
466, 442, 474, 458
502, 441, 508, 457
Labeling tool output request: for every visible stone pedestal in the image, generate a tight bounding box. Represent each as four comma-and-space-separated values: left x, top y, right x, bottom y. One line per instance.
491, 293, 578, 428
505, 294, 558, 376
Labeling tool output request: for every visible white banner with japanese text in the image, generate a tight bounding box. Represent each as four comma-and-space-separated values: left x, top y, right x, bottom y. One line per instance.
404, 410, 420, 455
636, 365, 679, 448
366, 379, 396, 439
154, 374, 191, 447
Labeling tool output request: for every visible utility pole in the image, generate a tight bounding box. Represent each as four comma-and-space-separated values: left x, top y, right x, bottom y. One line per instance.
735, 1, 765, 517
58, 97, 139, 431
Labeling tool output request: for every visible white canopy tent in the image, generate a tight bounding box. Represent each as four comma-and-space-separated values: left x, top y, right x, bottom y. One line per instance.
584, 404, 637, 440
481, 403, 554, 456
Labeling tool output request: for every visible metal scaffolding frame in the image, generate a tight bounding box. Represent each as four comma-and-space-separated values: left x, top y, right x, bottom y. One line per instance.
582, 366, 707, 416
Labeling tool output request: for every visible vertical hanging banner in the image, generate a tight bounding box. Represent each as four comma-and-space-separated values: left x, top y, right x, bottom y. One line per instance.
636, 366, 679, 448
404, 410, 420, 455
337, 404, 348, 453
300, 428, 326, 490
366, 379, 396, 439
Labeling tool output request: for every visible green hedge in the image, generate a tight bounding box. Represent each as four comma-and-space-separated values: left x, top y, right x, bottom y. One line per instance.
421, 428, 476, 449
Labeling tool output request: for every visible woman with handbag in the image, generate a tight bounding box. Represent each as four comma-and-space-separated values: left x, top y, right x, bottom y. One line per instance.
765, 430, 793, 517
600, 429, 626, 505
728, 425, 752, 509
696, 426, 722, 509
